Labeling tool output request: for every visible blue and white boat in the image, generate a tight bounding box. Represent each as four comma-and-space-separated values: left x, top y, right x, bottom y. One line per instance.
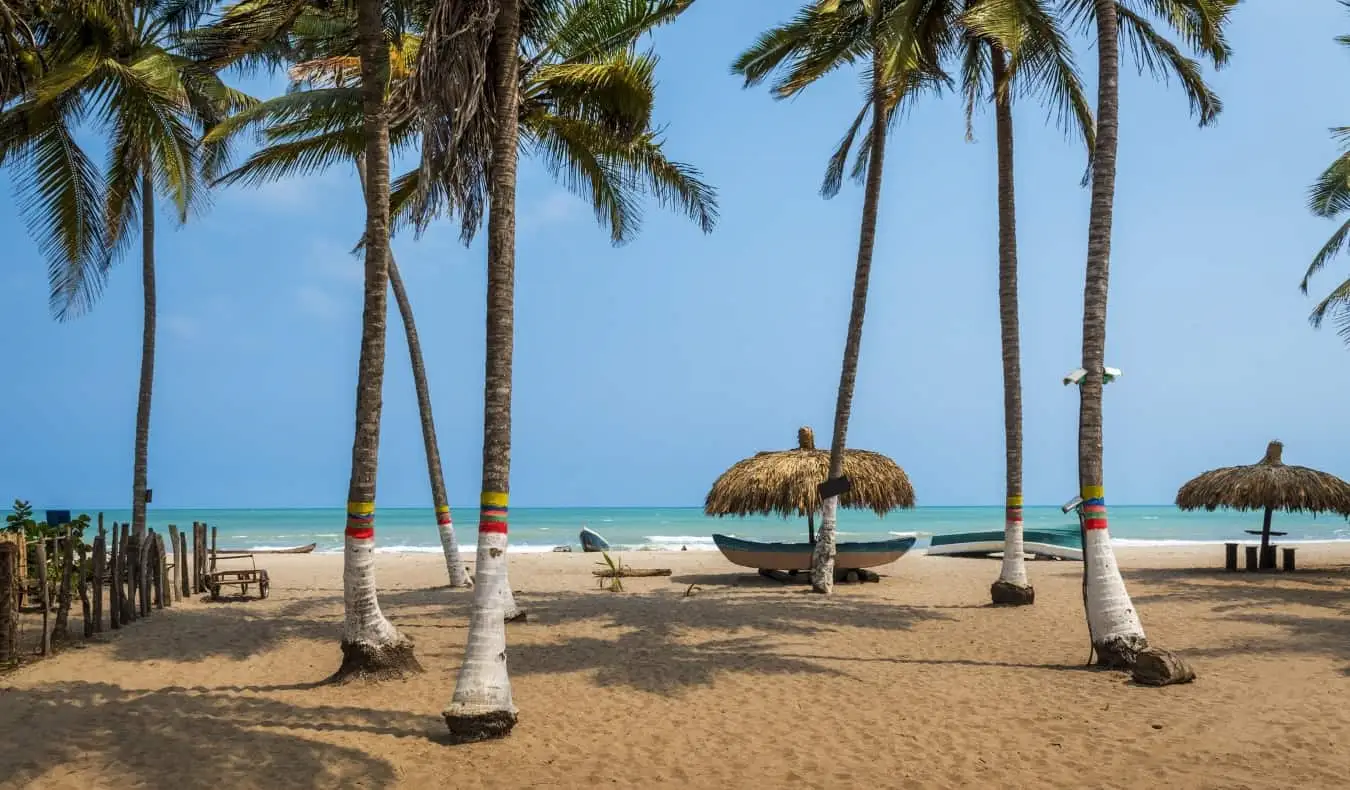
579, 526, 611, 553
712, 533, 917, 572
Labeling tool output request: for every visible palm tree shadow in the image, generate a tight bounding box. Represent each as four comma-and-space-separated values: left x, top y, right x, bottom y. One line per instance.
0, 681, 426, 788
1122, 565, 1350, 674
491, 589, 954, 694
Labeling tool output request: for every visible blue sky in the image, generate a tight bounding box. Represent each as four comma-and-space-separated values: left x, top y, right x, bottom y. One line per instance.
3, 1, 1349, 510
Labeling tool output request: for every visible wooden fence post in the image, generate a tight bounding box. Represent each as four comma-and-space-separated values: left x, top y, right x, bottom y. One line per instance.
121, 525, 136, 623
109, 524, 121, 630
179, 530, 190, 599
160, 533, 170, 608
139, 533, 151, 617
34, 541, 51, 656
191, 523, 200, 593
0, 544, 16, 663
92, 527, 105, 633
210, 525, 217, 575
54, 527, 74, 644
77, 543, 93, 638
167, 525, 179, 602
195, 522, 205, 593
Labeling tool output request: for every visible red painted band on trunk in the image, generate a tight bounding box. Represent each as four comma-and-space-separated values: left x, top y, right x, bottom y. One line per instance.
437, 515, 452, 526
345, 527, 374, 539
1084, 518, 1108, 531
478, 522, 508, 534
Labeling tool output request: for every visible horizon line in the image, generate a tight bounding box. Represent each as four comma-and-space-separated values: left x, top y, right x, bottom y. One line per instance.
34, 503, 1182, 511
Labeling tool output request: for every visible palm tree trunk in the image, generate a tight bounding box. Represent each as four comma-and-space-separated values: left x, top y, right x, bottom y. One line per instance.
131, 168, 155, 541
387, 258, 468, 588
1080, 0, 1145, 666
355, 152, 469, 592
810, 0, 888, 594
444, 0, 522, 742
989, 44, 1032, 607
333, 0, 421, 682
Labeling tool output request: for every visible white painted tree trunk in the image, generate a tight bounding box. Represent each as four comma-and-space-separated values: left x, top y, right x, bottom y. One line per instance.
343, 534, 403, 647
998, 496, 1028, 588
809, 496, 839, 593
437, 507, 468, 588
444, 498, 517, 740
500, 571, 523, 621
1082, 492, 1146, 663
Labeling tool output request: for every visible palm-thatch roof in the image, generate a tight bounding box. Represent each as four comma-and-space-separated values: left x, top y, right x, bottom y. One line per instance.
704, 427, 915, 519
1175, 440, 1350, 516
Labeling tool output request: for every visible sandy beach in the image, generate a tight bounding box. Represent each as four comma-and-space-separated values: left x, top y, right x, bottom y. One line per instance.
2, 544, 1349, 789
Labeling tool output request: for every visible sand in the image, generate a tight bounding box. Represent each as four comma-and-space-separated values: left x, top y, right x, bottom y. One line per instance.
2, 543, 1349, 789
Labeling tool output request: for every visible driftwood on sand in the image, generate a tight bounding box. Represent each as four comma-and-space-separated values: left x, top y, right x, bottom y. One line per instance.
591, 568, 672, 578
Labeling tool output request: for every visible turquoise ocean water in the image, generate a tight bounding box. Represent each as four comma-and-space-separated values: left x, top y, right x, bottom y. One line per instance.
49, 505, 1350, 554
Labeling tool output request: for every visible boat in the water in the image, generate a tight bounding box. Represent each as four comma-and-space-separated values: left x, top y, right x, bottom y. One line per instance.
215, 543, 317, 555
712, 534, 917, 572
926, 527, 1081, 561
579, 526, 611, 553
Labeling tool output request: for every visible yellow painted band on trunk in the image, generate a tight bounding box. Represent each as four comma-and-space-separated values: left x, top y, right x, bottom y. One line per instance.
1081, 485, 1104, 499
1006, 496, 1023, 506
435, 505, 450, 514
480, 492, 508, 507
347, 501, 375, 515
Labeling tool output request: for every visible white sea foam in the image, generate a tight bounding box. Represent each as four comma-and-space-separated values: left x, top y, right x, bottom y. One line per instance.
644, 535, 715, 544
1111, 537, 1350, 547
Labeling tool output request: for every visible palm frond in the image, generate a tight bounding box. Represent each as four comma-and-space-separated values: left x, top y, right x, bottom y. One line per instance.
527, 0, 692, 65
1114, 2, 1222, 126
213, 125, 364, 188
11, 115, 109, 320
1123, 0, 1234, 68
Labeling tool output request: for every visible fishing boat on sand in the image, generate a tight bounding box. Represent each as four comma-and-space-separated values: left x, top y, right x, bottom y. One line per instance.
215, 543, 317, 555
926, 527, 1081, 561
579, 526, 610, 553
712, 533, 917, 572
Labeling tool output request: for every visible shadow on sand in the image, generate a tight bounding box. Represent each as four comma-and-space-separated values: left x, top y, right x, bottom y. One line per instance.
1124, 564, 1350, 673
0, 681, 432, 789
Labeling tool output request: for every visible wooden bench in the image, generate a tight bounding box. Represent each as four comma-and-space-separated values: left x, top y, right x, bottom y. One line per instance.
206, 550, 269, 600
207, 568, 269, 600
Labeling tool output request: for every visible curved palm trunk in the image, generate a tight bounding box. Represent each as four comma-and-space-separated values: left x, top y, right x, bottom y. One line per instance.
333, 0, 421, 682
1079, 0, 1145, 666
811, 1, 888, 594
388, 253, 468, 589
444, 0, 522, 742
131, 169, 155, 541
989, 45, 1032, 606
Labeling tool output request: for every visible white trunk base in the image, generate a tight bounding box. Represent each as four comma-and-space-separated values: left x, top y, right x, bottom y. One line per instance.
998, 518, 1029, 587
446, 528, 516, 739
810, 496, 839, 593
343, 535, 402, 647
438, 517, 468, 588
1084, 527, 1146, 660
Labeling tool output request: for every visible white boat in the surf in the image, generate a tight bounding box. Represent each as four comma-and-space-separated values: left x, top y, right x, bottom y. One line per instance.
926, 526, 1082, 561
579, 526, 611, 553
712, 533, 917, 572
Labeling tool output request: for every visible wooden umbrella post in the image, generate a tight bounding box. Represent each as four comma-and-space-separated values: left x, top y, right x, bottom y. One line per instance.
1259, 505, 1275, 570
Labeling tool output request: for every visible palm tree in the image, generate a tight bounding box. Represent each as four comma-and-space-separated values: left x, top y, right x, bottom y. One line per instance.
957, 2, 1094, 608
733, 0, 949, 593
204, 2, 715, 600
433, 0, 713, 743
324, 0, 423, 681
1300, 13, 1350, 338
1073, 0, 1234, 666
0, 0, 249, 542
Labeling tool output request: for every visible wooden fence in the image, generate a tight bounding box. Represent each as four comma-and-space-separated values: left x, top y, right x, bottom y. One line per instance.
0, 517, 216, 665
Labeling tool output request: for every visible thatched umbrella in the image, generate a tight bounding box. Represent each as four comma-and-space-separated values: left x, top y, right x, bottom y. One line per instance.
704, 427, 915, 542
1175, 440, 1350, 565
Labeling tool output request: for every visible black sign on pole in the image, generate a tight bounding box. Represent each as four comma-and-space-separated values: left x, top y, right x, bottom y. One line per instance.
817, 476, 852, 501
145, 488, 153, 504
